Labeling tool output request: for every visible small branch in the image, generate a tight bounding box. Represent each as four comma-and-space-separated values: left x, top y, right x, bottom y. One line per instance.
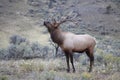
49, 39, 59, 56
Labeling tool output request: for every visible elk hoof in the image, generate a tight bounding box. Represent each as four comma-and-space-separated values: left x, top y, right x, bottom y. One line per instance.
73, 69, 76, 73
67, 69, 70, 73
88, 69, 92, 72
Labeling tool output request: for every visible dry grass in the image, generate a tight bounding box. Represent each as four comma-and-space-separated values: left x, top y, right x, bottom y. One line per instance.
0, 58, 119, 80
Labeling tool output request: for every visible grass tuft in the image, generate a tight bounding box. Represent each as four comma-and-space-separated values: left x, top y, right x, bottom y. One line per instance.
81, 72, 91, 80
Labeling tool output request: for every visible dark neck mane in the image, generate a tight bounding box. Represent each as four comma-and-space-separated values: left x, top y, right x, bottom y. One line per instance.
50, 28, 64, 45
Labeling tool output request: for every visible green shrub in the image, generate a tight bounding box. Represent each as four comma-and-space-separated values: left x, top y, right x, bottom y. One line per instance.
0, 76, 8, 80
7, 35, 27, 59
102, 53, 120, 73
0, 35, 51, 60
10, 35, 26, 45
95, 47, 120, 73
0, 49, 8, 60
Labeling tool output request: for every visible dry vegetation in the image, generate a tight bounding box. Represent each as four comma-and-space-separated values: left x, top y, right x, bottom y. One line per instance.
0, 57, 119, 80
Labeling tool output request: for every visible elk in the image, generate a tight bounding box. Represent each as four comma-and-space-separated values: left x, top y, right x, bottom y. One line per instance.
43, 17, 96, 72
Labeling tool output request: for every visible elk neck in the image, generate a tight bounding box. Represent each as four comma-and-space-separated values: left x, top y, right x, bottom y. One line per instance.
50, 28, 64, 45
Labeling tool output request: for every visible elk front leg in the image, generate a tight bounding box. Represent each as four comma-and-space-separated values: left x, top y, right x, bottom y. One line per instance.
70, 53, 75, 73
65, 53, 70, 72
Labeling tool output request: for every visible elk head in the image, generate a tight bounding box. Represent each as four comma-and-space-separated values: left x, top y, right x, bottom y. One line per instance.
43, 19, 60, 33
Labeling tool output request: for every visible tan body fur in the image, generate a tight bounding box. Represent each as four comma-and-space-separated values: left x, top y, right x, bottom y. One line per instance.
61, 32, 96, 52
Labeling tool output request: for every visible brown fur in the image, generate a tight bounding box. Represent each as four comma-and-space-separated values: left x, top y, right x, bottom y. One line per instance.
44, 21, 96, 72
50, 28, 64, 45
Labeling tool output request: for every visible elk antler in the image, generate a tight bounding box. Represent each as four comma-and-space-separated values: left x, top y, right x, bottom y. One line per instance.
58, 16, 69, 25
53, 19, 56, 24
51, 14, 81, 27
57, 15, 81, 26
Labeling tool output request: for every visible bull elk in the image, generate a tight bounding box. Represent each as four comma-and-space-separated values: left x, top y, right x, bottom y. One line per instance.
43, 17, 96, 72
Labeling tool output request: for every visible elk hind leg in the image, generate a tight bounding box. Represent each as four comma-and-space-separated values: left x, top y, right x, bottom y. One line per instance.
86, 49, 94, 72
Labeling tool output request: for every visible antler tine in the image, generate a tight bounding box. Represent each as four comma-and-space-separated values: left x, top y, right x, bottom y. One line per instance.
57, 14, 82, 26
53, 19, 56, 23
58, 16, 70, 24
52, 17, 57, 24
58, 15, 79, 25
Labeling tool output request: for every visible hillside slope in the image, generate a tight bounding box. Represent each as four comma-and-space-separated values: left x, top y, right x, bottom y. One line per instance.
0, 0, 120, 48
0, 0, 49, 48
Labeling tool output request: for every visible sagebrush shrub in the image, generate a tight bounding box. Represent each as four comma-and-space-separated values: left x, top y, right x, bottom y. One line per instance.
0, 35, 51, 60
